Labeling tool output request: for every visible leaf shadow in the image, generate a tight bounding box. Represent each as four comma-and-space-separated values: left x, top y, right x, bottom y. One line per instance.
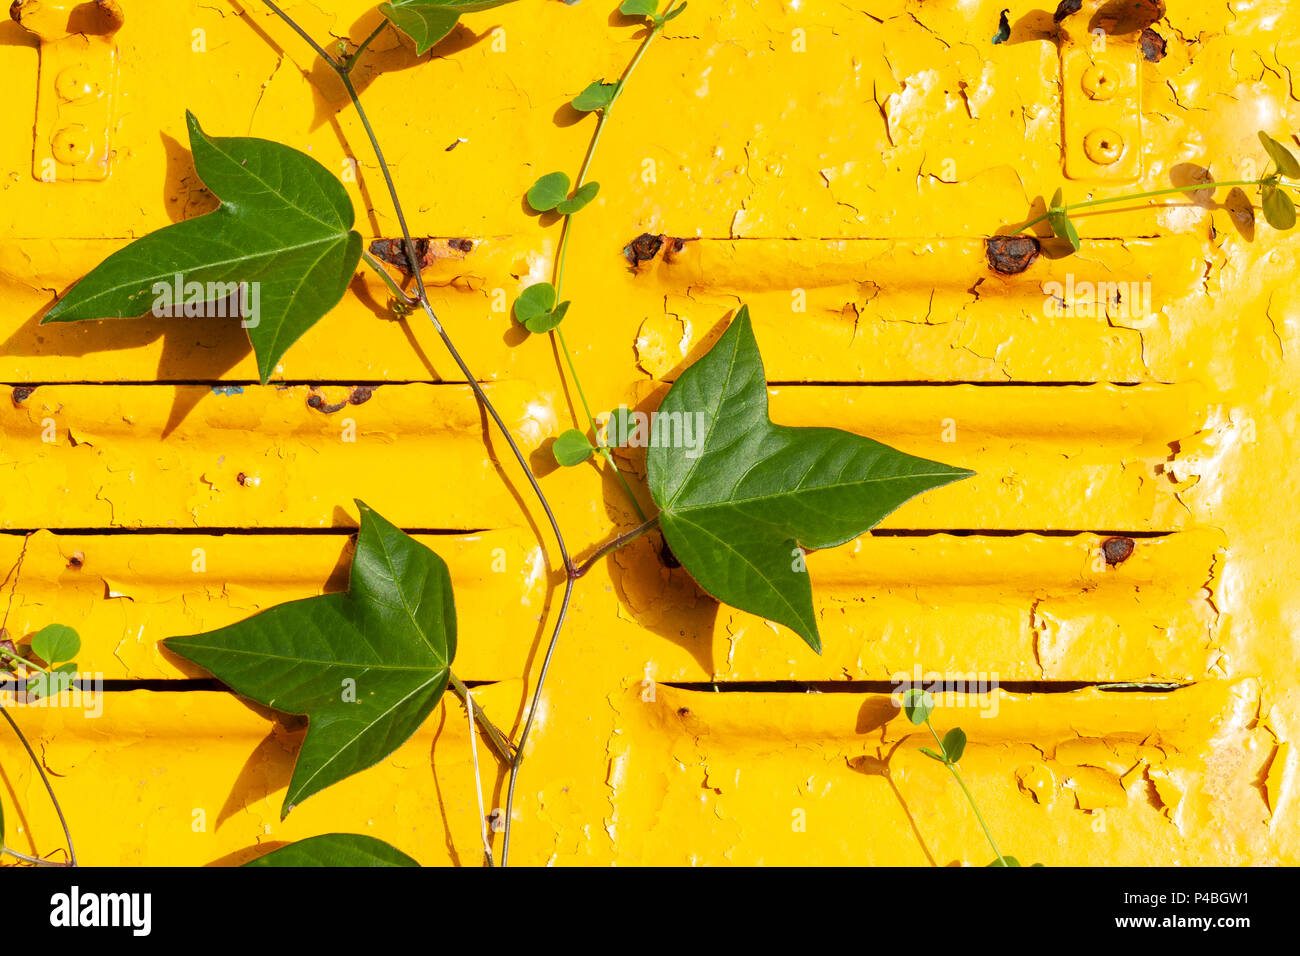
213, 728, 299, 829
847, 730, 939, 867
205, 842, 288, 867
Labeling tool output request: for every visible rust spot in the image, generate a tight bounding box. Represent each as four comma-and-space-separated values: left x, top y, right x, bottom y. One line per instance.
1091, 0, 1165, 33
368, 237, 432, 275
985, 235, 1041, 275
236, 472, 251, 487
12, 385, 34, 405
662, 236, 692, 264
677, 707, 691, 717
309, 385, 377, 414
625, 232, 664, 266
1102, 536, 1135, 566
1054, 0, 1082, 21
1139, 26, 1166, 61
67, 552, 84, 570
448, 238, 474, 253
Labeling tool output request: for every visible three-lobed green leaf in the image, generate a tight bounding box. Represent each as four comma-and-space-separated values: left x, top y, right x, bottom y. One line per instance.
647, 307, 973, 652
243, 833, 419, 867
379, 0, 519, 55
42, 112, 362, 384
163, 501, 457, 815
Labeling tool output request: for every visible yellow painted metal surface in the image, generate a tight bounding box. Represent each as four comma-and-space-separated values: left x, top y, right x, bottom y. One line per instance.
1, 0, 1298, 866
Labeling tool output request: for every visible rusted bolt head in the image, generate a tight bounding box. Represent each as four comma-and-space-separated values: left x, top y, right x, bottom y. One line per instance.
985, 235, 1041, 275
1102, 536, 1135, 566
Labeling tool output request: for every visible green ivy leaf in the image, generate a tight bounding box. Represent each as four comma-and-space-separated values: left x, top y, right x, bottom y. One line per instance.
1262, 183, 1297, 230
30, 624, 80, 666
379, 0, 519, 55
556, 182, 600, 215
1259, 130, 1300, 178
901, 688, 934, 725
41, 112, 362, 384
620, 0, 659, 16
243, 833, 419, 867
941, 727, 967, 763
162, 501, 456, 816
526, 171, 572, 212
553, 429, 595, 466
647, 307, 973, 652
572, 81, 618, 112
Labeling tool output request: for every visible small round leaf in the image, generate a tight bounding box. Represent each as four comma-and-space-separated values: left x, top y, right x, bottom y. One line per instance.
941, 726, 967, 763
553, 429, 595, 466
901, 687, 933, 725
605, 406, 639, 447
987, 856, 1022, 867
1262, 184, 1296, 230
526, 171, 571, 212
918, 746, 945, 762
619, 0, 658, 16
1259, 131, 1300, 178
525, 300, 570, 334
1048, 209, 1080, 251
1049, 187, 1064, 211
664, 1, 688, 21
31, 624, 80, 665
513, 283, 557, 323
572, 81, 617, 113
556, 182, 600, 216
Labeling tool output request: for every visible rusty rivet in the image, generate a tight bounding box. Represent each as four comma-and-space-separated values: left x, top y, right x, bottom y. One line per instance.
1102, 536, 1135, 566
51, 124, 93, 165
985, 235, 1041, 275
1083, 128, 1125, 165
55, 65, 102, 103
1081, 62, 1119, 101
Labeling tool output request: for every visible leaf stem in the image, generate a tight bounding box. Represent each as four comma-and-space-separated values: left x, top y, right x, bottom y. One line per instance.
544, 14, 669, 523
0, 647, 49, 676
1015, 179, 1269, 235
0, 706, 77, 866
1, 847, 73, 866
360, 248, 419, 306
449, 673, 515, 765
345, 21, 389, 73
925, 718, 1004, 866
573, 515, 660, 579
262, 0, 578, 868
462, 677, 494, 867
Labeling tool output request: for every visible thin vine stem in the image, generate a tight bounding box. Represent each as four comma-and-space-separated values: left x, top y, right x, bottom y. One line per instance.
925, 718, 1004, 866
1015, 178, 1272, 235
543, 14, 671, 524
261, 0, 576, 868
0, 705, 77, 867
574, 515, 659, 579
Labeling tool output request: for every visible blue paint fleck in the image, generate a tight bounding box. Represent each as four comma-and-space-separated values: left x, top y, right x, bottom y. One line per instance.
211, 385, 245, 396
